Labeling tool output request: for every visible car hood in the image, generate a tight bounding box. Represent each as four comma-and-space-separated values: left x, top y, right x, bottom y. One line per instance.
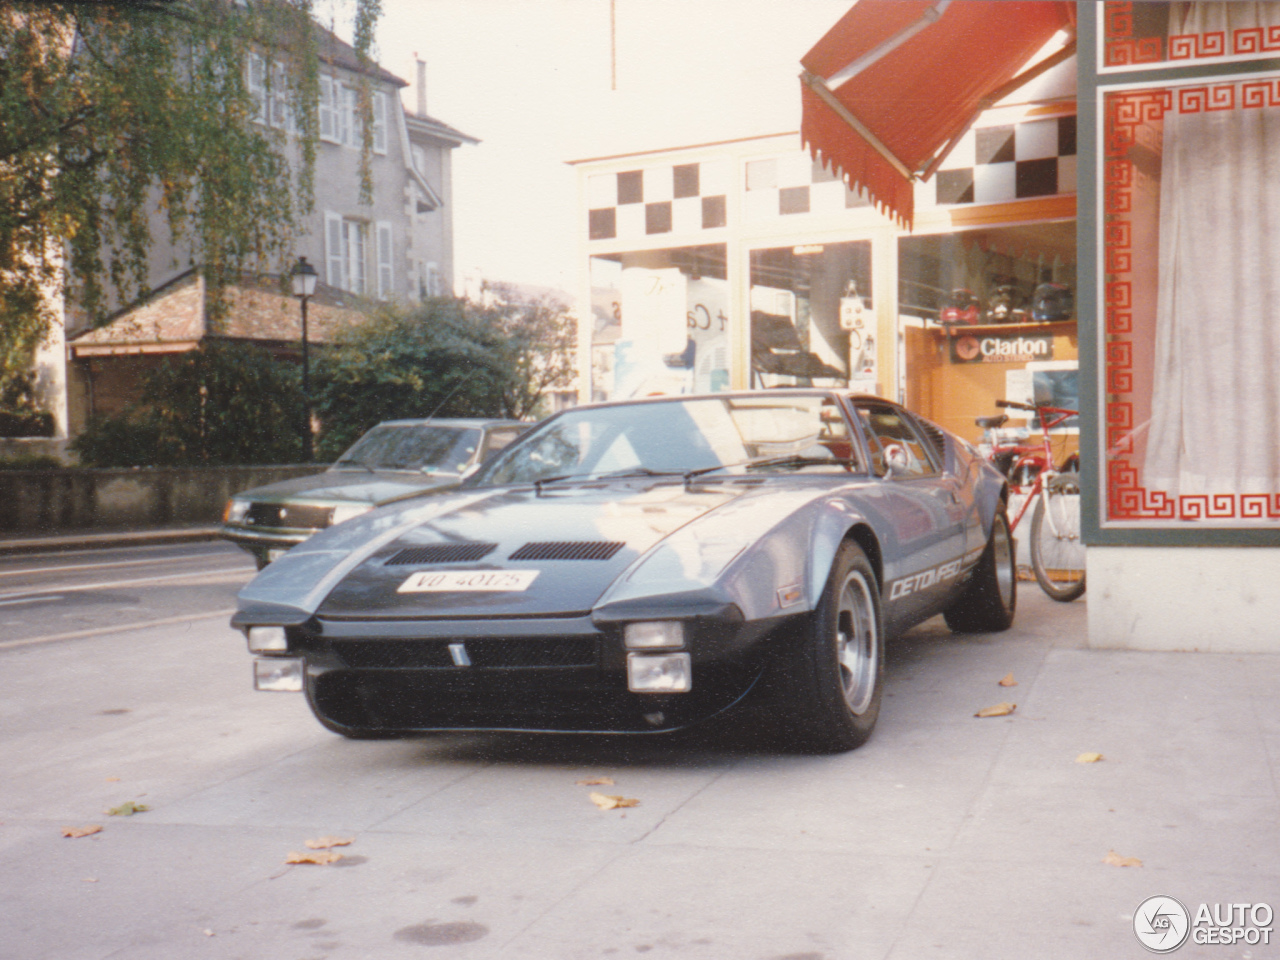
312, 481, 744, 618
234, 468, 463, 506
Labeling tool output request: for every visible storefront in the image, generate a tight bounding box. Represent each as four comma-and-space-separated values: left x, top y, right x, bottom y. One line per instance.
1079, 1, 1280, 649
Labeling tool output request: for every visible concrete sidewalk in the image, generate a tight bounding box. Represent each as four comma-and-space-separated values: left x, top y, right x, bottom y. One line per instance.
1, 572, 1277, 958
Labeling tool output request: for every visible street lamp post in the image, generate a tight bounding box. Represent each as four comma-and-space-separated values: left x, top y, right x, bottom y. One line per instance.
290, 256, 319, 462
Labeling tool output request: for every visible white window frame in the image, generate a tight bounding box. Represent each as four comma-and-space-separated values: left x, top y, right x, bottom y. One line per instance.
247, 53, 267, 125
319, 75, 338, 142
376, 221, 394, 300
324, 213, 368, 295
270, 61, 291, 131
372, 90, 388, 154
339, 84, 358, 147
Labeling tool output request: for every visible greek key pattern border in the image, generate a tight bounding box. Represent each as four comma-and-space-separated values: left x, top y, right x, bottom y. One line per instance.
1104, 2, 1280, 69
1103, 84, 1280, 522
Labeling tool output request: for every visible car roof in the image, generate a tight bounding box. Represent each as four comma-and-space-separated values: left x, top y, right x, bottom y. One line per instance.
371, 418, 526, 429
558, 389, 898, 412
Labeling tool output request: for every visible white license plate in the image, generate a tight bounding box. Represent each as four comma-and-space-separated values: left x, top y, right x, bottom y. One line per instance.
397, 570, 540, 593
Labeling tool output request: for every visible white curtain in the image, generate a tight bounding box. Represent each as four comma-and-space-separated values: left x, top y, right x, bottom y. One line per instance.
1143, 3, 1280, 498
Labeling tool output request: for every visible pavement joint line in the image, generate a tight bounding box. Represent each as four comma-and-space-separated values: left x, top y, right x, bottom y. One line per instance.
0, 566, 251, 601
0, 608, 237, 650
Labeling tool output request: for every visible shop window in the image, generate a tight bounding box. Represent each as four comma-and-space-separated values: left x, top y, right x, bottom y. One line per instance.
749, 241, 872, 391
1102, 68, 1280, 526
1103, 1, 1280, 70
589, 245, 729, 400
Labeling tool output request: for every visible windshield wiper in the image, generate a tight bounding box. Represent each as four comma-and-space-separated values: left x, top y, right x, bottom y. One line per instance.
684, 455, 857, 482
532, 466, 682, 494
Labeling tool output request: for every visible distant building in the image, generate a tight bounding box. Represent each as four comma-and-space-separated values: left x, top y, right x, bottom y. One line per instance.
58, 32, 475, 443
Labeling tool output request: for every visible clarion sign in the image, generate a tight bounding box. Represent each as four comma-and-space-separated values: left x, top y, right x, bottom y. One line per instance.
950, 333, 1055, 364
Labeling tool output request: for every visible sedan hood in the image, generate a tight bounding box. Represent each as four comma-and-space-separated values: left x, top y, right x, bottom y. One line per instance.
315, 481, 742, 618
235, 468, 463, 506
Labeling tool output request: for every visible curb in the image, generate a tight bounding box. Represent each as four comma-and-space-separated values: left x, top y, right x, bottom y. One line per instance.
0, 527, 223, 556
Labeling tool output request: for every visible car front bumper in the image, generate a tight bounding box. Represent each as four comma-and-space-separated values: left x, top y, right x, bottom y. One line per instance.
278, 612, 799, 735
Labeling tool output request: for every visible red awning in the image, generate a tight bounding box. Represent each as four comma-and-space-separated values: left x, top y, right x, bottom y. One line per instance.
801, 0, 1075, 227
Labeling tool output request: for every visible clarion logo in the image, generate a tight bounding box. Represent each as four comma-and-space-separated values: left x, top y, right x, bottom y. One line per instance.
952, 334, 1054, 364
980, 336, 1050, 358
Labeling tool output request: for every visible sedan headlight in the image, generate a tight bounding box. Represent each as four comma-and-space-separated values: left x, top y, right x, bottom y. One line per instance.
624, 621, 685, 649
330, 502, 373, 525
224, 500, 250, 524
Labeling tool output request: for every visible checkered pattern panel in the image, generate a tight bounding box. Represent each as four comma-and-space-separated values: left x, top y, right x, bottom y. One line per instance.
588, 160, 730, 241
934, 115, 1077, 206
743, 154, 870, 222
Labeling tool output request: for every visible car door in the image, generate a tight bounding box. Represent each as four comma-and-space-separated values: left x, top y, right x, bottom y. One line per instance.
850, 400, 968, 626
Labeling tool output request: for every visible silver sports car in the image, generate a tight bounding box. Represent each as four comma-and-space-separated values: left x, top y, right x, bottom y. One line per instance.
232, 390, 1014, 752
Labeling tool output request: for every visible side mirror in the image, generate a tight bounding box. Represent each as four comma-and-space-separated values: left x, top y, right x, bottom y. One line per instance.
883, 443, 910, 476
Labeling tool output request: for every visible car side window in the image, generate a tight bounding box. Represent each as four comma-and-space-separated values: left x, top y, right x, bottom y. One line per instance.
481, 428, 520, 459
854, 404, 937, 478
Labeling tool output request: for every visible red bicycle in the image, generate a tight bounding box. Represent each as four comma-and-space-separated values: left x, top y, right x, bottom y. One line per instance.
975, 400, 1085, 602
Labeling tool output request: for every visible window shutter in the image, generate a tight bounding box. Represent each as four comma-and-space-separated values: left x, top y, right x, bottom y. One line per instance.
347, 220, 366, 295
271, 61, 290, 130
325, 212, 344, 288
319, 76, 336, 142
372, 91, 388, 154
247, 53, 266, 124
376, 222, 393, 299
339, 85, 357, 146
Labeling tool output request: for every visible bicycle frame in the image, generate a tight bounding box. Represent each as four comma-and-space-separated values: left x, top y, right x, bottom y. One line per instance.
994, 402, 1076, 535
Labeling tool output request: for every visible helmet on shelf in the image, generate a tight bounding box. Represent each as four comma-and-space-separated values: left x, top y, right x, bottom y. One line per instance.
1031, 282, 1073, 322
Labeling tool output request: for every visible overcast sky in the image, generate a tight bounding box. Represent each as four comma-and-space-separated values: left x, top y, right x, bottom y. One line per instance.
319, 0, 852, 295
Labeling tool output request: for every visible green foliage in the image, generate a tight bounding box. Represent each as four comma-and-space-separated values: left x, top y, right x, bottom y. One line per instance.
0, 0, 378, 408
312, 292, 576, 460
72, 341, 305, 466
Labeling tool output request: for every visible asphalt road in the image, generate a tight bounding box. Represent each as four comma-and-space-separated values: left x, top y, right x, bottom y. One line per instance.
1, 543, 1275, 960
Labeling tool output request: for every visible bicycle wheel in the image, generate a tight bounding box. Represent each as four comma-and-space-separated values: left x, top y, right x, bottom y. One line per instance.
1029, 474, 1086, 602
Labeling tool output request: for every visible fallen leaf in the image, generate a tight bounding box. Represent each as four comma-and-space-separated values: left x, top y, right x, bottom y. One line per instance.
589, 791, 639, 810
998, 673, 1018, 687
105, 777, 121, 783
202, 929, 215, 937
1075, 752, 1104, 764
105, 801, 150, 816
304, 835, 355, 850
82, 878, 98, 883
285, 850, 344, 865
61, 825, 102, 838
576, 776, 615, 786
975, 702, 1016, 718
1103, 849, 1142, 867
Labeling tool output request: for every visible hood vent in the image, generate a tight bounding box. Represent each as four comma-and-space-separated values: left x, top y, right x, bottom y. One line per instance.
387, 542, 498, 565
509, 541, 625, 561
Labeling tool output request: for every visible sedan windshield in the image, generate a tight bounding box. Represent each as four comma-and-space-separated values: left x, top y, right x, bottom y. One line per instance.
334, 425, 481, 473
472, 395, 863, 486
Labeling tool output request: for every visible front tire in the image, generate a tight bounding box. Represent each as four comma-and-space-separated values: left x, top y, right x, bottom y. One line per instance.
776, 540, 884, 753
944, 509, 1016, 632
1029, 475, 1086, 602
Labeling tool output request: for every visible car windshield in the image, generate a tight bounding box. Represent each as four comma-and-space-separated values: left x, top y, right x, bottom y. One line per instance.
334, 424, 482, 473
471, 394, 863, 486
